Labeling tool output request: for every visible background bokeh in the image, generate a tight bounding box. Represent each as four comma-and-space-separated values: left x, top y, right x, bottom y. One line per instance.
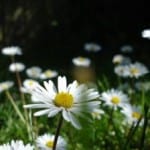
0, 0, 150, 72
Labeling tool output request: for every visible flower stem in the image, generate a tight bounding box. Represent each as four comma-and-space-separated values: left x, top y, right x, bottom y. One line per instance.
53, 114, 63, 150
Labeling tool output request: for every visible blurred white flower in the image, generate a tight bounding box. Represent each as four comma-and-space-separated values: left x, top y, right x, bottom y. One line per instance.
9, 62, 25, 72
112, 54, 131, 65
72, 56, 91, 67
24, 76, 100, 129
91, 108, 104, 120
100, 89, 129, 110
0, 81, 14, 93
40, 69, 58, 79
127, 62, 149, 78
1, 46, 22, 56
36, 133, 67, 150
120, 45, 133, 53
0, 140, 34, 150
20, 79, 39, 93
141, 29, 150, 39
114, 65, 129, 77
135, 81, 150, 92
121, 104, 143, 125
84, 43, 101, 52
26, 66, 42, 79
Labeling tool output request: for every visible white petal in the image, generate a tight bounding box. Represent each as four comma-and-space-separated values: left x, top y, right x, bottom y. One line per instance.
58, 76, 67, 92
44, 80, 56, 97
24, 104, 51, 108
48, 107, 61, 117
62, 110, 71, 122
34, 109, 50, 116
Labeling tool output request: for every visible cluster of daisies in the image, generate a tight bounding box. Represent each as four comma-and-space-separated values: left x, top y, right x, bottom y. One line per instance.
0, 133, 66, 150
0, 41, 149, 149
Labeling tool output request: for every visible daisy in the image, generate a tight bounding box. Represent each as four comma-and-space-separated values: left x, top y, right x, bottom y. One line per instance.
84, 43, 101, 52
114, 65, 129, 77
91, 108, 104, 120
24, 76, 100, 129
141, 29, 150, 39
100, 89, 129, 110
121, 104, 143, 125
20, 79, 39, 93
0, 81, 14, 93
72, 56, 91, 67
9, 62, 25, 72
1, 46, 22, 56
120, 45, 133, 53
36, 133, 67, 150
40, 69, 58, 80
112, 54, 131, 65
127, 62, 149, 78
0, 140, 34, 150
26, 66, 42, 79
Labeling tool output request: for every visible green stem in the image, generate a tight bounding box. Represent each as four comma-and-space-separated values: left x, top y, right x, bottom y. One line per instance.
5, 90, 26, 123
53, 114, 63, 150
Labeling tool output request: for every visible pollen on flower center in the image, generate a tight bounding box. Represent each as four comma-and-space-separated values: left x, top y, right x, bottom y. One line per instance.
132, 112, 141, 119
54, 92, 74, 108
111, 96, 120, 104
46, 140, 54, 148
130, 68, 139, 75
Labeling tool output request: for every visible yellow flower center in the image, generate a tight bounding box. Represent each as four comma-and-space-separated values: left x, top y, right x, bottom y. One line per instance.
45, 70, 52, 77
132, 112, 141, 119
111, 96, 120, 105
79, 57, 86, 62
46, 140, 54, 148
28, 81, 34, 86
130, 68, 139, 75
54, 92, 74, 108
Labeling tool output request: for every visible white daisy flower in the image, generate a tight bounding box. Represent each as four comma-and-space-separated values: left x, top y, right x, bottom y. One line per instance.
114, 65, 129, 77
26, 66, 42, 79
91, 108, 104, 120
9, 62, 25, 72
135, 81, 150, 92
84, 43, 101, 52
120, 45, 133, 53
0, 140, 34, 150
24, 76, 100, 129
72, 56, 91, 67
127, 62, 149, 78
100, 89, 129, 110
40, 69, 58, 80
121, 104, 143, 125
112, 54, 131, 65
1, 46, 22, 56
36, 133, 67, 150
141, 29, 150, 39
20, 79, 39, 93
0, 81, 14, 93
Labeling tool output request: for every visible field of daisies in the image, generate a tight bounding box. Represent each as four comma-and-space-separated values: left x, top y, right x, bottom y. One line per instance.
0, 31, 150, 150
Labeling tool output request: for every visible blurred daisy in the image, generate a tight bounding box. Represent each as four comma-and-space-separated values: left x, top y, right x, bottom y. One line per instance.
100, 89, 129, 110
26, 66, 42, 79
121, 104, 143, 125
40, 69, 58, 80
72, 56, 91, 67
120, 45, 133, 53
0, 81, 14, 93
1, 46, 22, 56
114, 65, 129, 77
127, 62, 149, 78
0, 140, 34, 150
141, 29, 150, 39
112, 54, 131, 65
84, 43, 101, 52
9, 62, 25, 72
24, 76, 100, 129
36, 133, 67, 150
135, 81, 150, 92
20, 79, 39, 93
91, 108, 104, 120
